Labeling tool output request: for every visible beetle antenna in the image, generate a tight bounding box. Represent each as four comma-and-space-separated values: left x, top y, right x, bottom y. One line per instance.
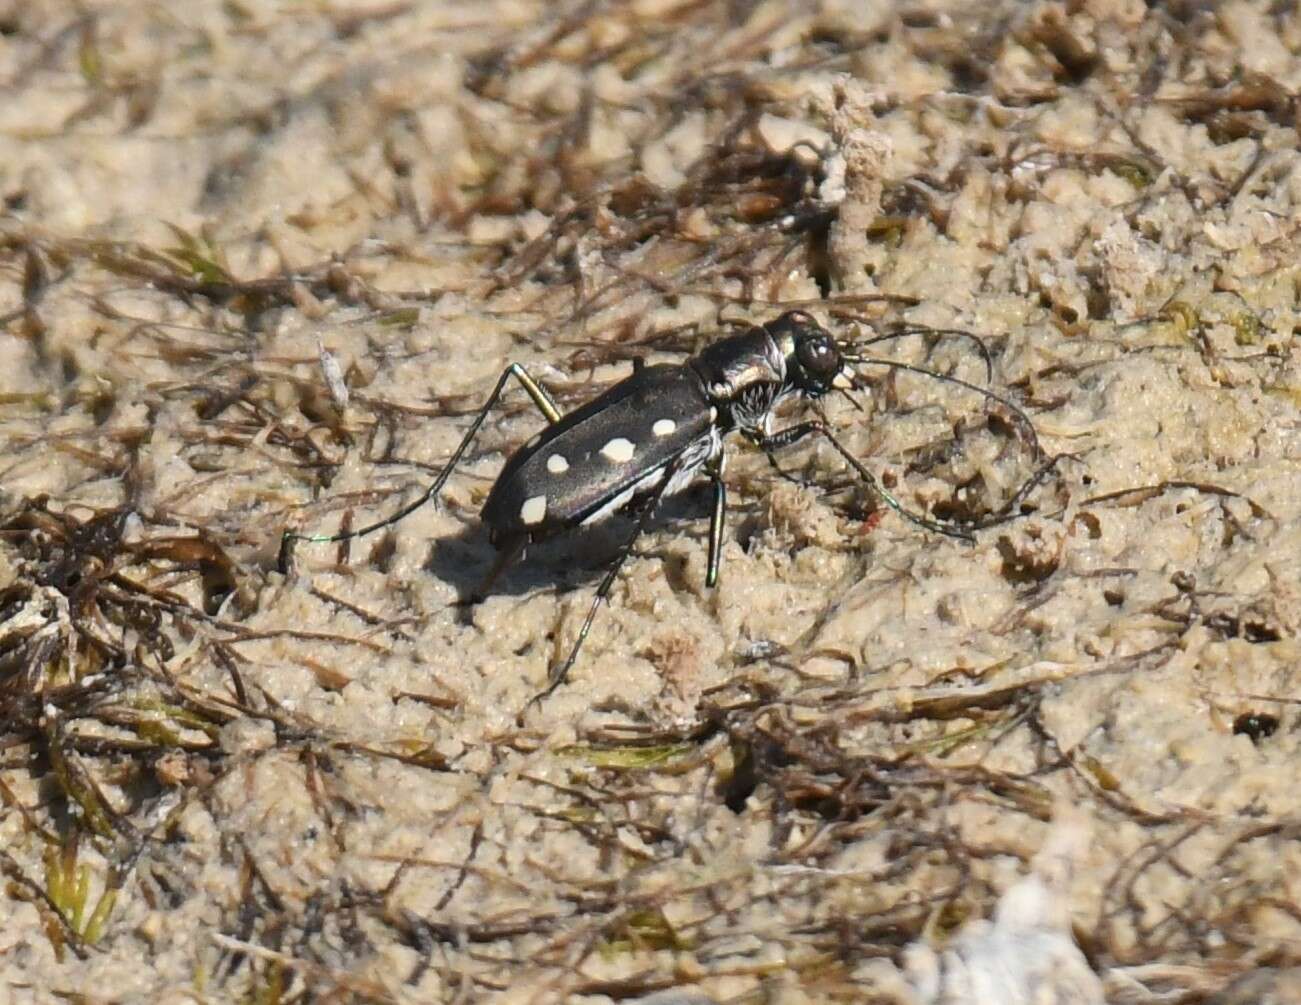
834, 319, 996, 383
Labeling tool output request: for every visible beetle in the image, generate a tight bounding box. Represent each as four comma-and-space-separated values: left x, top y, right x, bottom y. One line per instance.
282, 311, 1050, 698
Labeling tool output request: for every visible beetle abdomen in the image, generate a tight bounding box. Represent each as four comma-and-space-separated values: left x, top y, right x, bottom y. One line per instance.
481, 364, 715, 544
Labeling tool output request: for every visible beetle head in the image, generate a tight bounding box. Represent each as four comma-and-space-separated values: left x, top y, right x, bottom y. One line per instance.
767, 311, 858, 396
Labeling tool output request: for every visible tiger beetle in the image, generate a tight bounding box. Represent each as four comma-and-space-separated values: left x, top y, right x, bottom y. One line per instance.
281, 311, 1051, 700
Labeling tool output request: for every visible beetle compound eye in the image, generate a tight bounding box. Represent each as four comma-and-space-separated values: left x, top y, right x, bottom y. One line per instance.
797, 335, 838, 377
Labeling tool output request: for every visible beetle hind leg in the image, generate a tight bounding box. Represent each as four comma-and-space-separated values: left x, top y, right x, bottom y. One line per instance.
530, 453, 689, 706
281, 363, 563, 569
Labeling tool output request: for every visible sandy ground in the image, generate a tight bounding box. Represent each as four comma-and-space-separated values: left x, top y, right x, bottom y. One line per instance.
3, 1, 1301, 1002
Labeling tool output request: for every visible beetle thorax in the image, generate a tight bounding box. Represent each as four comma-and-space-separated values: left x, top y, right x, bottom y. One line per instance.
689, 330, 787, 433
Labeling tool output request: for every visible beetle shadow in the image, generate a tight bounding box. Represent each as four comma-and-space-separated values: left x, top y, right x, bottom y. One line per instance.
423, 521, 621, 604
422, 484, 720, 608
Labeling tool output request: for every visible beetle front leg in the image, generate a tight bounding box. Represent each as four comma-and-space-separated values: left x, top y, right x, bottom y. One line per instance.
761, 449, 818, 490
752, 421, 978, 542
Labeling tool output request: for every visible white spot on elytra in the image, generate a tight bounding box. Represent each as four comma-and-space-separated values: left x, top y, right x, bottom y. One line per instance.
546, 454, 569, 474
652, 418, 676, 437
601, 437, 635, 463
520, 495, 547, 525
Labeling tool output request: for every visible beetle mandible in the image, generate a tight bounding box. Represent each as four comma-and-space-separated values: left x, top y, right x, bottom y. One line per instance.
282, 311, 1048, 698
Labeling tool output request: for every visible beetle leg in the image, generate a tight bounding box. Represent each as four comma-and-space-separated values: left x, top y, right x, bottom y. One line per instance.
506, 362, 563, 425
281, 363, 562, 564
533, 454, 688, 703
705, 452, 727, 589
465, 534, 526, 606
753, 421, 978, 542
761, 449, 816, 490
